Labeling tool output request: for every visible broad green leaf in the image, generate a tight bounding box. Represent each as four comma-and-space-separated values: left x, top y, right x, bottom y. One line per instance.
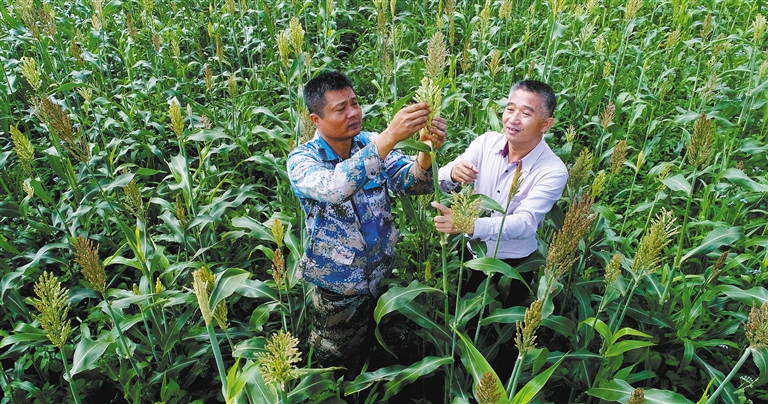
394, 138, 431, 153
456, 330, 510, 404
751, 348, 768, 385
398, 303, 451, 344
510, 355, 566, 404
287, 372, 338, 402
374, 281, 443, 323
661, 174, 691, 194
717, 168, 768, 192
243, 364, 278, 403
236, 279, 279, 301
344, 363, 410, 395
612, 327, 653, 343
579, 318, 612, 344
588, 379, 695, 403
477, 193, 505, 213
210, 268, 250, 309
232, 337, 267, 359
605, 340, 656, 357
680, 227, 743, 264
68, 335, 111, 378
0, 201, 21, 219
717, 285, 768, 304
231, 216, 276, 243
382, 356, 452, 400
188, 127, 233, 142
0, 323, 48, 349
464, 257, 526, 286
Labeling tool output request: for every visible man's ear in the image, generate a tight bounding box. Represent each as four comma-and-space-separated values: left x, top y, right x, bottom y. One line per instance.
310, 113, 321, 125
541, 116, 555, 133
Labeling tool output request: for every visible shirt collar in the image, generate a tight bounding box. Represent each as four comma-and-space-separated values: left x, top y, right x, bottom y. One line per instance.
313, 130, 366, 162
498, 138, 547, 173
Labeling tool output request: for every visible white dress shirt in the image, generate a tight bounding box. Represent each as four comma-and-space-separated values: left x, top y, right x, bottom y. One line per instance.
438, 132, 568, 259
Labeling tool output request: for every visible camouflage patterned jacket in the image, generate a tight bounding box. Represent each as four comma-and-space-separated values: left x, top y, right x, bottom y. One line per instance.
287, 131, 433, 297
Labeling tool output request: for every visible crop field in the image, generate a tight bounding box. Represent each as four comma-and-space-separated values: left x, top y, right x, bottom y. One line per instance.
1, 0, 767, 402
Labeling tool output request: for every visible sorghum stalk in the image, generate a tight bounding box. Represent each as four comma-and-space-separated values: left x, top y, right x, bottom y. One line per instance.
704, 348, 753, 404
193, 269, 228, 396
505, 299, 542, 397
474, 163, 523, 345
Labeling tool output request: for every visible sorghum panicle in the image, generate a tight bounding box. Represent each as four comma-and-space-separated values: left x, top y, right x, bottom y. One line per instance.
706, 250, 729, 284
227, 73, 236, 98
754, 14, 765, 43
276, 30, 290, 67
122, 175, 144, 221
20, 56, 41, 92
601, 103, 615, 130
628, 387, 645, 404
610, 140, 627, 176
451, 185, 482, 234
625, 0, 642, 22
460, 41, 472, 72
567, 149, 593, 192
10, 125, 35, 177
155, 278, 164, 294
192, 268, 214, 326
514, 299, 543, 353
632, 209, 678, 276
271, 219, 285, 249
700, 14, 713, 41
175, 194, 186, 223
288, 17, 304, 56
687, 112, 714, 169
197, 266, 228, 329
745, 301, 768, 349
487, 49, 501, 76
544, 194, 596, 280
299, 107, 314, 145
27, 271, 72, 349
666, 28, 681, 49
152, 31, 162, 52
425, 31, 448, 80
590, 170, 607, 200
74, 237, 107, 295
272, 249, 286, 290
605, 253, 623, 286
169, 100, 184, 139
126, 13, 138, 40
477, 371, 502, 404
257, 330, 301, 389
507, 162, 523, 202
499, 0, 512, 20
32, 96, 90, 163
635, 150, 644, 173
478, 0, 492, 37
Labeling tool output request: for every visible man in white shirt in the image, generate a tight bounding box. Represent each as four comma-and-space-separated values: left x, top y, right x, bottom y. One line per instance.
432, 80, 568, 305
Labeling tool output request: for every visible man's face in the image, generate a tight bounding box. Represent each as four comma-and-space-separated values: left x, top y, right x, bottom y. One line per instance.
310, 87, 363, 143
501, 89, 554, 152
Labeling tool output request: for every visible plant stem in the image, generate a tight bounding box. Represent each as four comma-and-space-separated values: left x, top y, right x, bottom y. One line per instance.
505, 350, 527, 398
206, 323, 229, 398
61, 349, 82, 404
705, 347, 753, 404
106, 302, 143, 378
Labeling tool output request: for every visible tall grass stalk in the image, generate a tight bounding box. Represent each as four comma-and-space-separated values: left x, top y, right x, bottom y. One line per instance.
474, 163, 523, 345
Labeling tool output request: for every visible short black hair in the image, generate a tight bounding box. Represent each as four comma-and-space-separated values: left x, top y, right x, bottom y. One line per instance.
303, 71, 354, 117
508, 80, 557, 117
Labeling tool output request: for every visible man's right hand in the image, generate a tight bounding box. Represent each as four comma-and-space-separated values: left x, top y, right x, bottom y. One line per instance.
376, 103, 431, 160
450, 160, 479, 183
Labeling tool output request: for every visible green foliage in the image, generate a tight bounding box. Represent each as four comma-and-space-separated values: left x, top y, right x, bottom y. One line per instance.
1, 0, 767, 402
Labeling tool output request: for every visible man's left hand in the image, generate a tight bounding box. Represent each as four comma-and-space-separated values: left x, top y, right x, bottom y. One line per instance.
432, 201, 469, 235
420, 117, 447, 150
